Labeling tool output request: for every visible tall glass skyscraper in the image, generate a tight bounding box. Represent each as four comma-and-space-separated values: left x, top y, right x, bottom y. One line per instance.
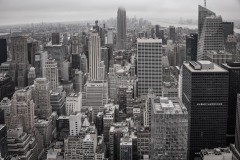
117, 7, 126, 50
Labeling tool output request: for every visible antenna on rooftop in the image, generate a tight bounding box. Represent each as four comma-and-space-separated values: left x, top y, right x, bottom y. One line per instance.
204, 0, 206, 8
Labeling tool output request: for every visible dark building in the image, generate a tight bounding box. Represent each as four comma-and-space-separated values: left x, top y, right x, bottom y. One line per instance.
0, 75, 15, 101
0, 39, 7, 65
0, 109, 4, 124
155, 25, 160, 38
50, 90, 66, 116
182, 61, 228, 160
186, 33, 198, 61
150, 28, 155, 38
221, 62, 240, 145
52, 33, 60, 45
56, 116, 69, 141
222, 22, 234, 44
0, 125, 8, 158
96, 112, 104, 135
118, 86, 128, 113
71, 53, 81, 70
27, 40, 38, 66
169, 26, 176, 43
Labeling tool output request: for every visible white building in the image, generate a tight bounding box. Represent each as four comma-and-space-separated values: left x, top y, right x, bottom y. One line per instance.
83, 134, 96, 160
69, 112, 82, 136
137, 38, 163, 96
62, 61, 70, 81
43, 58, 59, 91
66, 93, 82, 115
107, 27, 114, 45
151, 97, 188, 160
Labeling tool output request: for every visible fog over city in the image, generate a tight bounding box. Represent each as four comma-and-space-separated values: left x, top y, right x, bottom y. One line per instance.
0, 0, 240, 25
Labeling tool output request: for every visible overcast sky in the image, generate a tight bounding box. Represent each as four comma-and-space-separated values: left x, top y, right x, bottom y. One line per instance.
0, 0, 239, 25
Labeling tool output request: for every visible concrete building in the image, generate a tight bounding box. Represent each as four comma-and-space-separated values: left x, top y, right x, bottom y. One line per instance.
83, 134, 96, 160
69, 112, 82, 136
28, 67, 36, 86
117, 7, 126, 50
186, 33, 198, 61
56, 116, 69, 140
137, 38, 162, 96
0, 74, 15, 101
73, 69, 83, 93
120, 136, 132, 160
137, 128, 150, 160
89, 32, 102, 81
107, 27, 114, 45
62, 61, 70, 81
151, 97, 188, 160
34, 78, 52, 119
43, 58, 59, 91
64, 136, 83, 160
52, 33, 60, 45
7, 127, 38, 160
169, 26, 176, 43
205, 50, 232, 66
9, 36, 29, 88
143, 90, 155, 128
50, 87, 66, 116
0, 125, 7, 159
10, 89, 35, 134
0, 97, 11, 118
197, 15, 225, 60
182, 61, 229, 159
34, 50, 48, 78
66, 93, 82, 115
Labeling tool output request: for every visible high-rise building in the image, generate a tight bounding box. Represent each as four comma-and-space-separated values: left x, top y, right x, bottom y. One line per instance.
96, 112, 103, 135
89, 32, 102, 81
222, 22, 234, 44
66, 92, 82, 115
27, 39, 38, 66
137, 39, 162, 96
34, 78, 52, 119
169, 26, 176, 43
155, 25, 160, 38
50, 87, 66, 116
0, 125, 7, 159
182, 61, 228, 159
69, 112, 82, 136
7, 127, 38, 160
221, 62, 240, 144
0, 39, 7, 65
151, 97, 188, 160
198, 5, 216, 39
10, 89, 35, 134
43, 58, 59, 91
52, 33, 60, 45
0, 109, 4, 125
73, 69, 83, 93
186, 33, 198, 61
117, 7, 127, 50
137, 128, 150, 159
0, 74, 15, 101
28, 67, 36, 86
197, 15, 225, 60
9, 36, 29, 87
120, 136, 132, 160
83, 134, 97, 160
71, 53, 81, 70
34, 50, 48, 78
0, 98, 11, 121
64, 136, 84, 159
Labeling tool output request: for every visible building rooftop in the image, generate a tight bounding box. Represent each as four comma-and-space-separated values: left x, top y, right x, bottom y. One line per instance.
137, 38, 162, 43
153, 97, 187, 115
201, 148, 232, 157
185, 61, 228, 72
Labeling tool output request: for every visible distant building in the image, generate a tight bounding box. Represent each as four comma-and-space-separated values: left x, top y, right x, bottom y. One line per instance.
205, 50, 232, 65
52, 33, 60, 45
222, 22, 234, 44
117, 7, 127, 50
182, 61, 228, 159
28, 67, 36, 86
0, 74, 15, 101
169, 26, 176, 43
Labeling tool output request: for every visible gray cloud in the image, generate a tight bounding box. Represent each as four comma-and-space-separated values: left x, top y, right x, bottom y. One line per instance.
0, 0, 239, 25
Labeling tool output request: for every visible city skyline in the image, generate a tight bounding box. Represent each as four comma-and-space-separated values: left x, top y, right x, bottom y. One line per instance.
0, 0, 240, 25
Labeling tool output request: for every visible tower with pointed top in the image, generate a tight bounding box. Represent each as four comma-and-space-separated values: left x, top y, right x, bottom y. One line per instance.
117, 7, 127, 50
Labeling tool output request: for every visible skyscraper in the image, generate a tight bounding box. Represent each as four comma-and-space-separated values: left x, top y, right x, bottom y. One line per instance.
137, 39, 162, 96
88, 32, 102, 81
117, 7, 126, 50
222, 22, 234, 44
151, 97, 188, 160
52, 33, 60, 45
222, 62, 240, 144
169, 26, 176, 43
198, 5, 216, 39
197, 15, 225, 60
182, 61, 228, 159
155, 25, 160, 38
186, 33, 198, 61
9, 36, 29, 87
10, 89, 35, 134
0, 39, 7, 65
34, 78, 52, 119
43, 58, 59, 91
